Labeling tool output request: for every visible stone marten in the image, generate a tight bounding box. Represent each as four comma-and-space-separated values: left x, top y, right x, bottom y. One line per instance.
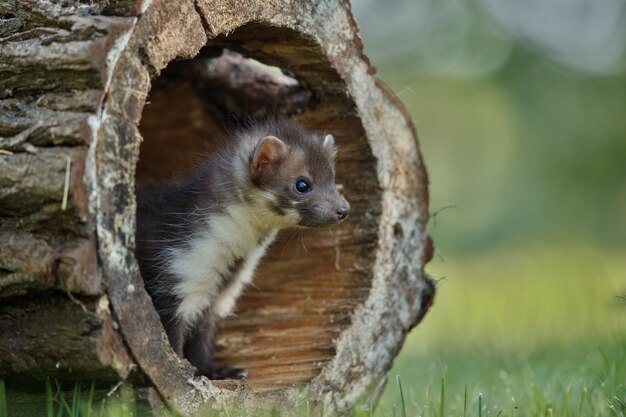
135, 119, 350, 379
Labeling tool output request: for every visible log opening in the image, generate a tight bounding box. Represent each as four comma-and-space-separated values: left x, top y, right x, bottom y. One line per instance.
136, 23, 382, 392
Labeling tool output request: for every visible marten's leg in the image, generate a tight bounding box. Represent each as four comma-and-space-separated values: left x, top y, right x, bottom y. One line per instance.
184, 313, 247, 380
164, 319, 186, 357
151, 294, 187, 357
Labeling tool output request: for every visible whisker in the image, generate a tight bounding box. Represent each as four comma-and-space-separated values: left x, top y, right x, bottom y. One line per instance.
280, 228, 301, 258
299, 229, 308, 254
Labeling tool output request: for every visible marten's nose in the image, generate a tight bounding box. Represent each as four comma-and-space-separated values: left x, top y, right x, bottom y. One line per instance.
336, 206, 350, 220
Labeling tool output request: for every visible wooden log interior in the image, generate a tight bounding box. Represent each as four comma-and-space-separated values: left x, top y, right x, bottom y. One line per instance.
137, 28, 381, 391
0, 1, 434, 415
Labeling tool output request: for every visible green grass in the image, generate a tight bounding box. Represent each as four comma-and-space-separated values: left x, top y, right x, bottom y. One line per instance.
377, 341, 625, 417
376, 243, 626, 417
1, 380, 148, 417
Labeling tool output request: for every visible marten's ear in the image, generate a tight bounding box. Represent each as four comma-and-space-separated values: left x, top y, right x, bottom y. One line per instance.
251, 136, 287, 176
322, 134, 337, 158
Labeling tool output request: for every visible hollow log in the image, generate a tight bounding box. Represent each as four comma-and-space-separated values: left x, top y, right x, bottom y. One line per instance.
0, 0, 434, 415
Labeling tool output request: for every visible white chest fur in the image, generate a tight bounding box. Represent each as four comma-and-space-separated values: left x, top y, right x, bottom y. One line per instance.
167, 203, 277, 327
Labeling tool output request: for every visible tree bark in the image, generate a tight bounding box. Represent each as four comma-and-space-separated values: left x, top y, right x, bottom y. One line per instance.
0, 0, 434, 415
0, 294, 133, 381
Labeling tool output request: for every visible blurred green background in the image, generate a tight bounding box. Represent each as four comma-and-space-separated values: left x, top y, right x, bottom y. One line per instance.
352, 0, 626, 415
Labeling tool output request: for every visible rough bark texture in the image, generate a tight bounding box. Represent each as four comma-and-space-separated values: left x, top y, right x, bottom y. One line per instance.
0, 0, 433, 415
0, 294, 133, 381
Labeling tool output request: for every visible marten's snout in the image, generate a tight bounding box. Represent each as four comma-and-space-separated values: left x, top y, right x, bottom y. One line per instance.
334, 193, 350, 221
336, 205, 350, 220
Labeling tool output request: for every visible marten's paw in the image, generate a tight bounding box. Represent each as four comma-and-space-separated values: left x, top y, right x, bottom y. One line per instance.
196, 364, 248, 380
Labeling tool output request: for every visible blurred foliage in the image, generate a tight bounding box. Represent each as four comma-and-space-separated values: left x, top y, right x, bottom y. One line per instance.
354, 0, 626, 252
375, 47, 626, 252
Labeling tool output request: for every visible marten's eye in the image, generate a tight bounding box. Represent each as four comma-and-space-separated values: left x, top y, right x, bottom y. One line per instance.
294, 179, 312, 194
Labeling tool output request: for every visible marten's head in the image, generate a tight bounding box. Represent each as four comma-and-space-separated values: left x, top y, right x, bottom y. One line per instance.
246, 120, 350, 228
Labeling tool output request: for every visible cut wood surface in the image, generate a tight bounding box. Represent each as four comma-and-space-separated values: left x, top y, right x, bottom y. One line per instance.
0, 0, 434, 415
